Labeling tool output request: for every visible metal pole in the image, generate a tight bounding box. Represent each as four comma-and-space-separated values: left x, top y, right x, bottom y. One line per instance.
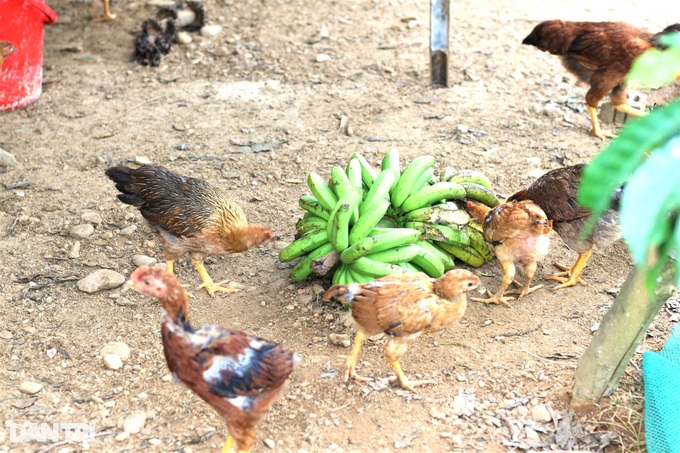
430, 0, 450, 87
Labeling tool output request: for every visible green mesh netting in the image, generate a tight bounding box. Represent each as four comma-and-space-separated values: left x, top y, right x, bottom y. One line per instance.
643, 323, 680, 453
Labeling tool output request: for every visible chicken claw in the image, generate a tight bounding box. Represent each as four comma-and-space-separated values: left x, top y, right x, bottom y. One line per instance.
192, 259, 240, 297
344, 331, 371, 383
472, 290, 514, 308
547, 249, 591, 289
387, 359, 436, 392
91, 0, 116, 22
506, 283, 544, 298
546, 266, 587, 289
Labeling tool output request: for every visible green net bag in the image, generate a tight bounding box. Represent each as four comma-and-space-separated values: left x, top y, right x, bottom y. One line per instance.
643, 323, 680, 453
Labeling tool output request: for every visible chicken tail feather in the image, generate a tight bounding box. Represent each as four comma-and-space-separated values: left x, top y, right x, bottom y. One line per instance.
105, 166, 144, 206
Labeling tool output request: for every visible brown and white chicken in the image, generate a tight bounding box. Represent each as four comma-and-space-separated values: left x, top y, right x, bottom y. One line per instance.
508, 164, 623, 289
466, 200, 552, 307
323, 269, 480, 392
127, 266, 298, 453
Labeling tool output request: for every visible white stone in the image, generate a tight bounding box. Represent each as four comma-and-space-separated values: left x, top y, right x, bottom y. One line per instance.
67, 241, 81, 259
104, 354, 123, 370
530, 404, 552, 423
200, 25, 222, 37
81, 212, 103, 225
19, 381, 43, 395
122, 411, 147, 434
132, 255, 157, 266
135, 156, 151, 165
0, 149, 18, 167
119, 225, 138, 236
77, 270, 126, 293
101, 342, 131, 360
70, 224, 95, 239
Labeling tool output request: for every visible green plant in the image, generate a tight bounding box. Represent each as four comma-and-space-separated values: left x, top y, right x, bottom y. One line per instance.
571, 33, 680, 405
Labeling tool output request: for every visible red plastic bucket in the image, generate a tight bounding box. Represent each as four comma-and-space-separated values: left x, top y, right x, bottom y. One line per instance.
0, 0, 57, 111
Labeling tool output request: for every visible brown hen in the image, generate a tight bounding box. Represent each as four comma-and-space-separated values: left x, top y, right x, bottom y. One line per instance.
522, 20, 680, 138
127, 266, 298, 453
106, 165, 274, 296
508, 164, 622, 289
323, 269, 480, 392
467, 200, 552, 307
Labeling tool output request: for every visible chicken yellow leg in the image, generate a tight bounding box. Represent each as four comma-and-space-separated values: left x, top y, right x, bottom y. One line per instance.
344, 330, 371, 382
92, 0, 116, 22
546, 248, 592, 289
615, 103, 646, 117
472, 258, 515, 307
165, 261, 174, 274
387, 359, 436, 392
191, 259, 240, 297
587, 105, 616, 139
385, 337, 436, 392
222, 435, 250, 453
506, 261, 543, 298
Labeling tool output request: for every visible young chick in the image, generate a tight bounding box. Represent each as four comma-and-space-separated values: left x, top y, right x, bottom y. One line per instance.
466, 200, 552, 307
323, 270, 480, 392
508, 164, 622, 289
106, 165, 275, 296
127, 266, 298, 453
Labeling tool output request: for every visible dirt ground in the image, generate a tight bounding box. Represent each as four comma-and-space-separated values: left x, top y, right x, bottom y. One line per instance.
2, 0, 680, 451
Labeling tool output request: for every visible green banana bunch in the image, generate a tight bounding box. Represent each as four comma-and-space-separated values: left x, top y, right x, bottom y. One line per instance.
282, 150, 501, 286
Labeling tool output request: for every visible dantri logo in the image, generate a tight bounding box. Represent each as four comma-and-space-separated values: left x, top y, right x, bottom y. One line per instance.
8, 422, 95, 443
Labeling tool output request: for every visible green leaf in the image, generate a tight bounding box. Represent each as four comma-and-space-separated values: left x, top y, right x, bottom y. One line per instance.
625, 33, 680, 86
619, 135, 680, 265
626, 32, 680, 87
578, 99, 680, 237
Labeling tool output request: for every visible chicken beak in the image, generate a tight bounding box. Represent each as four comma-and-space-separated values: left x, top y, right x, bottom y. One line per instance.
122, 279, 140, 294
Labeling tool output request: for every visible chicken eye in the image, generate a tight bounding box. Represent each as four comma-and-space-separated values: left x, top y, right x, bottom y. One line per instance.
144, 279, 151, 285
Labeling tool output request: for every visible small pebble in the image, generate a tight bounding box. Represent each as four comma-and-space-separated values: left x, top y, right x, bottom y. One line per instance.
104, 354, 123, 370
200, 24, 222, 37
328, 333, 351, 348
81, 212, 103, 225
132, 255, 157, 266
525, 427, 541, 442
70, 224, 95, 239
177, 31, 192, 44
77, 269, 126, 293
0, 149, 18, 167
119, 225, 138, 236
135, 156, 151, 165
46, 348, 57, 359
457, 124, 469, 133
0, 330, 13, 340
123, 411, 147, 434
531, 404, 552, 423
148, 438, 161, 446
19, 381, 43, 395
101, 341, 131, 360
116, 296, 135, 307
315, 53, 331, 62
115, 431, 130, 442
67, 241, 81, 259
264, 438, 276, 449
